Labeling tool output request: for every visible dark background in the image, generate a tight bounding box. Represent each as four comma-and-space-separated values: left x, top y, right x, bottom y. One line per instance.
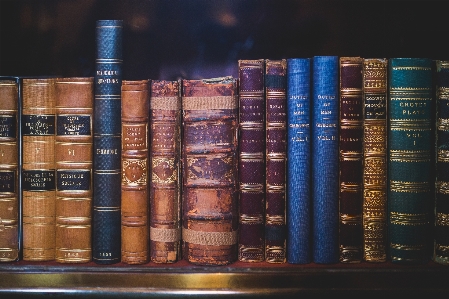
1, 0, 448, 80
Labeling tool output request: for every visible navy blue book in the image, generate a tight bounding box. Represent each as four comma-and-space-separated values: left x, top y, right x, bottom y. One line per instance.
93, 20, 123, 264
311, 56, 339, 264
286, 58, 311, 264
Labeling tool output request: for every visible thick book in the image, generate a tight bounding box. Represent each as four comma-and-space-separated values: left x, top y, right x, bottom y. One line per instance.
238, 59, 266, 263
362, 58, 388, 262
22, 78, 56, 261
312, 56, 339, 264
339, 57, 363, 263
0, 77, 20, 262
286, 58, 311, 264
55, 77, 93, 263
93, 20, 123, 264
434, 60, 449, 265
149, 80, 182, 263
388, 58, 434, 264
182, 76, 238, 266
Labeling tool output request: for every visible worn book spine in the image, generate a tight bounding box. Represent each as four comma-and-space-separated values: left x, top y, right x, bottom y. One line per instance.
182, 77, 238, 266
388, 58, 434, 264
286, 58, 311, 264
55, 77, 93, 263
265, 59, 287, 263
362, 58, 388, 262
339, 57, 363, 263
22, 78, 56, 261
93, 20, 123, 264
149, 80, 181, 263
121, 80, 149, 264
0, 77, 20, 262
238, 59, 265, 262
312, 56, 339, 264
434, 60, 449, 265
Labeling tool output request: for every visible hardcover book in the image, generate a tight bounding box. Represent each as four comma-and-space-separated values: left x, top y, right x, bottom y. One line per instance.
182, 76, 238, 266
55, 77, 94, 263
312, 56, 339, 264
93, 20, 123, 264
149, 80, 181, 263
388, 58, 434, 264
238, 59, 266, 263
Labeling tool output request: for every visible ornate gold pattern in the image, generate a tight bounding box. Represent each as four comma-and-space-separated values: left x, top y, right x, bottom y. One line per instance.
389, 180, 430, 193
151, 157, 176, 184
389, 212, 428, 225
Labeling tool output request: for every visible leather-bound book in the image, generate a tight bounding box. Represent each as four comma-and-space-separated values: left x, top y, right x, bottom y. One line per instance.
55, 77, 93, 263
93, 20, 122, 264
238, 59, 265, 263
265, 59, 287, 263
339, 57, 363, 263
149, 80, 181, 263
362, 58, 388, 262
388, 58, 434, 264
121, 80, 149, 264
22, 78, 56, 261
312, 56, 339, 264
0, 77, 20, 262
182, 77, 238, 266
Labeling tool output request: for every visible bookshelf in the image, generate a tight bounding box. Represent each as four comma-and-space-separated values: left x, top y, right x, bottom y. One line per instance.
1, 0, 449, 297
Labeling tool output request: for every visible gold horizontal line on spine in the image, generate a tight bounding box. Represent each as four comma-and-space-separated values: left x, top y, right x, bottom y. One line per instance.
240, 185, 264, 191
266, 122, 286, 128
341, 89, 363, 94
390, 243, 425, 250
182, 96, 237, 110
55, 81, 93, 85
265, 215, 285, 225
389, 150, 430, 162
93, 170, 120, 174
340, 183, 362, 192
150, 96, 180, 110
389, 88, 431, 93
391, 66, 431, 71
239, 215, 263, 224
94, 95, 121, 99
93, 207, 120, 211
389, 212, 428, 225
240, 123, 264, 128
389, 181, 430, 193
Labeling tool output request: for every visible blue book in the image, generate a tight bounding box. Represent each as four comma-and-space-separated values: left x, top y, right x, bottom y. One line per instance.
286, 58, 311, 264
311, 56, 339, 264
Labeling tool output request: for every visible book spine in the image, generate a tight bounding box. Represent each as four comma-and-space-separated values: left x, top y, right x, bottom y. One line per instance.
149, 80, 181, 263
388, 58, 433, 264
286, 58, 311, 264
93, 19, 123, 264
265, 59, 287, 263
339, 57, 363, 263
182, 77, 238, 266
362, 58, 388, 262
121, 80, 149, 264
238, 59, 265, 262
0, 78, 19, 262
435, 60, 449, 265
55, 77, 94, 263
312, 56, 339, 264
22, 78, 56, 261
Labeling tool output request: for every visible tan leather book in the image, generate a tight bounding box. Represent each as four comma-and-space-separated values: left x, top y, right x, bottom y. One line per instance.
121, 80, 149, 264
55, 77, 94, 263
149, 80, 181, 263
22, 78, 56, 261
0, 78, 20, 262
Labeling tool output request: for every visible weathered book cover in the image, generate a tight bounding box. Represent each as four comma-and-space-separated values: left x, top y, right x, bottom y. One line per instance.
182, 76, 238, 266
388, 58, 434, 264
55, 77, 93, 263
149, 80, 181, 263
238, 59, 265, 262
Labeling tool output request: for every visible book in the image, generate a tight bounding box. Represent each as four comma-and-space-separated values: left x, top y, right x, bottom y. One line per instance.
181, 76, 238, 266
286, 58, 312, 264
312, 56, 339, 264
0, 77, 20, 262
362, 58, 388, 262
388, 58, 434, 264
338, 57, 363, 263
121, 80, 149, 264
149, 80, 182, 263
22, 78, 56, 261
238, 59, 266, 263
55, 77, 94, 263
434, 60, 449, 265
93, 20, 123, 264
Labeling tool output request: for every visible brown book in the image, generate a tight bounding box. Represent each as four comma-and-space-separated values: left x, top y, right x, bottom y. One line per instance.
0, 78, 20, 262
55, 77, 93, 263
22, 78, 56, 261
149, 80, 182, 263
182, 77, 238, 265
121, 80, 150, 264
